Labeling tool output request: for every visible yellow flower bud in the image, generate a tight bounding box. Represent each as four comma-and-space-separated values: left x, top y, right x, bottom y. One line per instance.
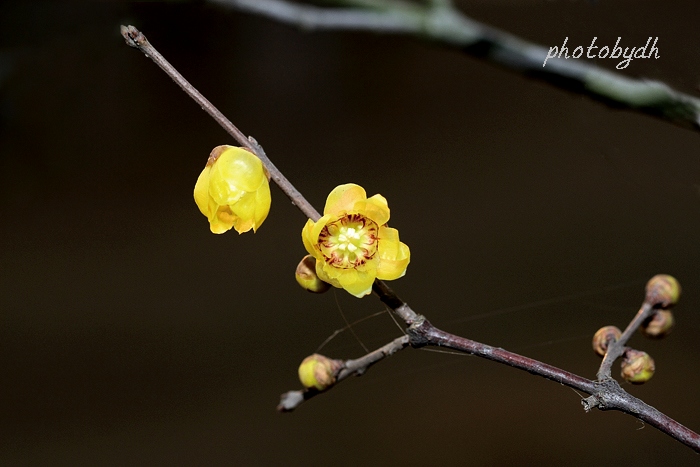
640, 309, 674, 339
298, 354, 342, 391
620, 349, 655, 384
301, 184, 410, 298
194, 145, 271, 234
295, 255, 331, 293
645, 274, 680, 309
592, 325, 622, 357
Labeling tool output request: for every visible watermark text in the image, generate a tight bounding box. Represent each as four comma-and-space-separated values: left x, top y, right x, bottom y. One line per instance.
542, 37, 659, 70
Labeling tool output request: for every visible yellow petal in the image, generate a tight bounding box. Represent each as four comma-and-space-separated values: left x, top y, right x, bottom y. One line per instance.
377, 226, 400, 256
232, 218, 254, 234
338, 268, 358, 285
216, 147, 265, 193
354, 255, 379, 273
253, 178, 271, 232
208, 148, 265, 206
309, 214, 332, 248
324, 184, 366, 216
353, 194, 390, 226
210, 206, 235, 234
194, 166, 213, 217
338, 268, 376, 298
320, 261, 344, 280
206, 196, 221, 223
230, 192, 257, 231
208, 174, 244, 207
376, 242, 410, 280
315, 262, 341, 288
376, 226, 410, 280
302, 219, 319, 256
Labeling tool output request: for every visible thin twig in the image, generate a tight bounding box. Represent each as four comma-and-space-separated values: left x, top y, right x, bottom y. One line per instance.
212, 0, 700, 133
278, 335, 410, 411
120, 25, 321, 222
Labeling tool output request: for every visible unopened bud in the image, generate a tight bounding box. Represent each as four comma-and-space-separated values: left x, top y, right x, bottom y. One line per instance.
620, 349, 655, 384
592, 326, 622, 357
645, 274, 680, 309
640, 309, 674, 339
298, 354, 342, 391
295, 255, 331, 293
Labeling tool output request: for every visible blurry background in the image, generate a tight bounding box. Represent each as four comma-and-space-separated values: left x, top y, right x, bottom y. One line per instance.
1, 0, 699, 464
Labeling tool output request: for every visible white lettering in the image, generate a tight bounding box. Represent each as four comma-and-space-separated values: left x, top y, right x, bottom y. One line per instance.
587, 37, 598, 58
543, 46, 558, 67
541, 37, 660, 70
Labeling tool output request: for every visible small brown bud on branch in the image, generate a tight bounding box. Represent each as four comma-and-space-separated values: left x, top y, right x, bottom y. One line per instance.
295, 255, 331, 293
645, 274, 681, 309
592, 326, 622, 357
641, 310, 675, 339
621, 349, 655, 384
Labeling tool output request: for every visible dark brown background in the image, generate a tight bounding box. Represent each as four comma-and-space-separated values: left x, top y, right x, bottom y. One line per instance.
1, 1, 699, 465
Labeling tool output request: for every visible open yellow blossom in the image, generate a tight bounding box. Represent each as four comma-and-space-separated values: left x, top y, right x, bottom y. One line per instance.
302, 184, 410, 298
194, 145, 271, 234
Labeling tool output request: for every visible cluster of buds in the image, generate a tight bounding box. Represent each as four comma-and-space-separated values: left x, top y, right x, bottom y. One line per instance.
592, 274, 680, 385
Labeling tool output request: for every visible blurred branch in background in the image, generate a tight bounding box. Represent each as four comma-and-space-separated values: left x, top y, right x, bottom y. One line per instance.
210, 0, 700, 134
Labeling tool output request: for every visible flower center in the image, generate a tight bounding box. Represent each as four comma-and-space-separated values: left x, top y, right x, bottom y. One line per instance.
318, 214, 378, 268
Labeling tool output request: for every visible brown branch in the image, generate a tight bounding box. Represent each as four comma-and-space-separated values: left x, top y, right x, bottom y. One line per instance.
277, 307, 700, 451
409, 318, 598, 394
120, 26, 700, 453
409, 319, 700, 451
211, 0, 700, 134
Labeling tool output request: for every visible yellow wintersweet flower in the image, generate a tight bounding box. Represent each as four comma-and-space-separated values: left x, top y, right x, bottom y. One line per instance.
194, 145, 271, 234
302, 184, 410, 298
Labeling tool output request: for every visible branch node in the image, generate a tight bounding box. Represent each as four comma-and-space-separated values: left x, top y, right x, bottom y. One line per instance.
406, 316, 430, 348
